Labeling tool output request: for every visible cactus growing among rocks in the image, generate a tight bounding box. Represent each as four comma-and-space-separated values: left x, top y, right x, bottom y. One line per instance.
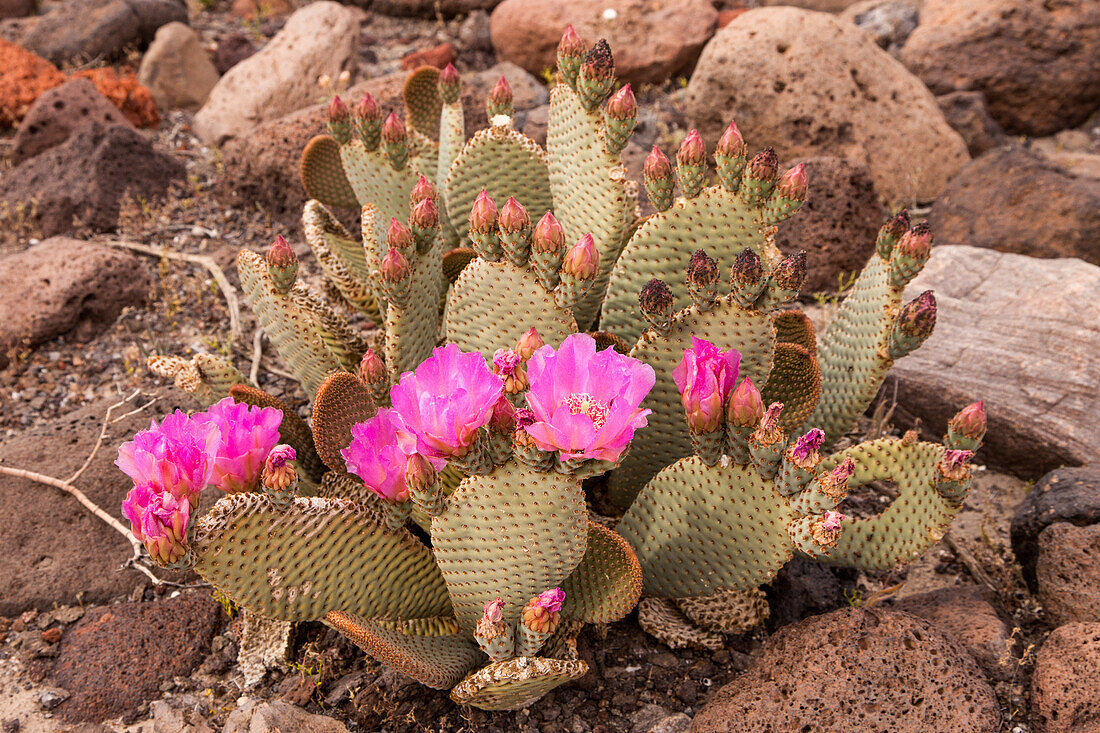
131, 30, 989, 704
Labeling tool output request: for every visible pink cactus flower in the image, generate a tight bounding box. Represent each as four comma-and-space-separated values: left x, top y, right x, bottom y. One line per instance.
943, 449, 974, 471
673, 338, 741, 434
530, 588, 565, 614
483, 597, 505, 623
523, 333, 654, 462
821, 510, 846, 532
342, 408, 441, 503
122, 484, 191, 565
390, 344, 503, 460
790, 428, 825, 464
194, 397, 283, 494
116, 410, 221, 501
493, 348, 522, 376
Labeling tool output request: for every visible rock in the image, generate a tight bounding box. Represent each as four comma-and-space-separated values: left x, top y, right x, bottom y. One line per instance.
1012, 467, 1100, 590
2, 0, 188, 66
716, 9, 748, 28
889, 246, 1100, 477
70, 67, 159, 127
458, 9, 492, 53
138, 22, 219, 112
1031, 623, 1100, 733
0, 122, 184, 237
0, 238, 150, 367
0, 38, 65, 126
490, 0, 718, 86
775, 156, 885, 294
369, 0, 499, 19
763, 556, 847, 629
33, 592, 222, 723
758, 0, 863, 10
11, 78, 129, 164
0, 391, 194, 614
894, 585, 1013, 681
928, 146, 1100, 265
150, 699, 216, 733
0, 0, 35, 19
229, 0, 290, 20
1037, 523, 1100, 626
400, 42, 456, 71
934, 91, 1008, 157
193, 2, 358, 145
900, 0, 1100, 137
222, 700, 348, 733
212, 32, 255, 75
520, 103, 549, 146
38, 688, 69, 710
839, 0, 919, 50
691, 607, 1000, 731
686, 8, 969, 203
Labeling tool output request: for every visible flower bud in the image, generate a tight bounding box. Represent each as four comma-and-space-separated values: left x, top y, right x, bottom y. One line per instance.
487, 75, 514, 118
328, 95, 349, 123
717, 120, 746, 159
951, 401, 986, 440
639, 278, 675, 330
605, 84, 636, 120
358, 347, 387, 386
515, 327, 545, 361
776, 163, 808, 201
731, 248, 764, 289
381, 247, 410, 282
790, 428, 825, 465
898, 290, 937, 338
382, 112, 406, 144
677, 129, 706, 168
261, 444, 297, 494
562, 234, 598, 280
771, 251, 808, 292
557, 25, 586, 87
746, 147, 779, 182
532, 211, 565, 253
498, 197, 530, 235
897, 221, 933, 259
644, 145, 672, 180
469, 189, 497, 234
410, 197, 440, 233
387, 217, 414, 252
404, 452, 437, 495
410, 175, 436, 206
582, 38, 613, 81
876, 208, 910, 259
267, 235, 298, 293
357, 92, 381, 122
522, 588, 565, 634
727, 377, 764, 427
489, 395, 517, 433
438, 63, 461, 104
355, 93, 383, 150
686, 248, 719, 307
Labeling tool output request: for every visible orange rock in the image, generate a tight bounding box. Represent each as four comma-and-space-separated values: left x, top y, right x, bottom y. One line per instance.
0, 39, 66, 127
401, 42, 457, 71
71, 67, 160, 128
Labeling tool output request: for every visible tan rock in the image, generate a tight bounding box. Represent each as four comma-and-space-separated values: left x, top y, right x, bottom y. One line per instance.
138, 22, 219, 112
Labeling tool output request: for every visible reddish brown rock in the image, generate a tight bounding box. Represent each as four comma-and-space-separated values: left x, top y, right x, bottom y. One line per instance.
71, 66, 159, 128
894, 585, 1013, 681
0, 0, 36, 19
0, 122, 184, 237
0, 239, 150, 366
716, 9, 747, 28
35, 592, 223, 722
370, 0, 500, 19
212, 32, 255, 75
934, 91, 1008, 157
400, 42, 456, 71
774, 156, 885, 294
900, 0, 1100, 136
1037, 523, 1100, 626
0, 38, 65, 126
12, 78, 130, 164
1031, 623, 1100, 733
690, 607, 1000, 732
490, 0, 718, 85
1012, 467, 1100, 590
928, 146, 1100, 265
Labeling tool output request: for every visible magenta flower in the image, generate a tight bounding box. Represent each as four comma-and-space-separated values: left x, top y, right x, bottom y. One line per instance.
529, 588, 565, 614
522, 588, 565, 633
523, 333, 655, 462
790, 428, 825, 464
122, 484, 191, 565
673, 338, 741, 433
821, 510, 846, 532
390, 344, 504, 459
194, 397, 283, 494
116, 410, 221, 501
943, 449, 974, 471
342, 408, 441, 503
493, 348, 522, 376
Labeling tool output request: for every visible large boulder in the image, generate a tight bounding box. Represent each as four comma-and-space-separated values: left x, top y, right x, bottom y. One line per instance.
223, 700, 349, 733
759, 0, 863, 10
371, 0, 499, 18
0, 238, 150, 368
1031, 623, 1100, 733
690, 607, 1000, 732
891, 245, 1100, 477
928, 146, 1100, 265
775, 156, 885, 295
0, 38, 64, 126
11, 77, 130, 164
0, 121, 185, 237
1037, 522, 1100, 626
137, 21, 219, 112
0, 0, 187, 66
934, 91, 1008, 158
490, 0, 718, 86
686, 7, 969, 203
899, 0, 1100, 136
193, 2, 358, 145
1011, 467, 1100, 590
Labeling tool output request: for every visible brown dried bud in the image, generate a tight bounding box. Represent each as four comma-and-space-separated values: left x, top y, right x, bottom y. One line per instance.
582, 38, 614, 80
687, 249, 719, 289
772, 251, 807, 291
731, 248, 764, 287
639, 278, 674, 320
746, 147, 779, 182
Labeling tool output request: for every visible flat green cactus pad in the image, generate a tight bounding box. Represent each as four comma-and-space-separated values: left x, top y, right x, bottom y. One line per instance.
238, 251, 341, 397
430, 461, 588, 633
443, 257, 577, 356
229, 384, 326, 483
341, 141, 419, 258
608, 297, 776, 506
760, 342, 822, 436
616, 456, 795, 598
602, 186, 781, 344
403, 66, 443, 141
311, 371, 376, 472
561, 522, 643, 624
444, 125, 552, 234
674, 587, 769, 634
546, 84, 635, 329
300, 135, 358, 209
449, 656, 589, 711
315, 470, 384, 512
192, 494, 451, 622
820, 438, 960, 571
303, 200, 380, 322
325, 611, 483, 689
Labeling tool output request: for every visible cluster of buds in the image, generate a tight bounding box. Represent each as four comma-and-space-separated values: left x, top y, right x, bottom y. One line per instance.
887, 290, 937, 359
577, 38, 615, 111
260, 444, 299, 509
266, 235, 299, 294
409, 176, 440, 255
487, 75, 514, 121
889, 221, 933, 289
673, 338, 742, 464
493, 347, 529, 395
517, 588, 565, 656
379, 219, 414, 307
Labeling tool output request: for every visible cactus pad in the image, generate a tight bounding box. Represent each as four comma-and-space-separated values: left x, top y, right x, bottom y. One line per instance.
674, 587, 769, 633
636, 597, 723, 650
450, 656, 589, 710
403, 66, 443, 141
561, 522, 643, 624
147, 353, 247, 406
760, 342, 822, 435
303, 200, 380, 321
311, 371, 376, 472
341, 141, 419, 257
229, 384, 326, 483
773, 309, 816, 352
192, 494, 451, 621
300, 135, 358, 209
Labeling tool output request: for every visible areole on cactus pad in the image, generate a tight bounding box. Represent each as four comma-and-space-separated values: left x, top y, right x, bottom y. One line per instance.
128, 29, 988, 709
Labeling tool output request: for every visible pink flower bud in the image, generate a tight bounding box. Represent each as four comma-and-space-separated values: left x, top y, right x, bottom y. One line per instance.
951, 401, 986, 439
410, 197, 439, 231
404, 452, 437, 494
469, 189, 497, 234
438, 63, 461, 103
489, 75, 512, 107
261, 444, 297, 494
357, 92, 382, 121
558, 25, 586, 59
605, 84, 636, 120
410, 175, 436, 205
747, 147, 779, 182
498, 197, 530, 234
267, 234, 296, 267
726, 377, 764, 427
717, 120, 745, 158
484, 597, 505, 623
562, 233, 598, 280
677, 129, 706, 168
381, 247, 410, 282
791, 428, 825, 464
776, 163, 808, 200
522, 588, 565, 633
532, 211, 565, 253
897, 221, 933, 258
831, 455, 856, 484
358, 348, 387, 385
674, 338, 741, 434
821, 510, 846, 532
493, 347, 522, 376
328, 95, 349, 123
489, 396, 516, 434
382, 112, 406, 144
387, 217, 414, 251
515, 327, 545, 361
644, 146, 672, 180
